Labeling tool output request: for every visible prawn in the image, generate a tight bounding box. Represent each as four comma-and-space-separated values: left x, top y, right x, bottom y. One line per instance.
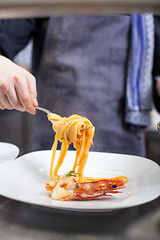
45, 171, 127, 201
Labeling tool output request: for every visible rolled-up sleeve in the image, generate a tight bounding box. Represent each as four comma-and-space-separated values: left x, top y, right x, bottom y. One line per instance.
0, 18, 37, 60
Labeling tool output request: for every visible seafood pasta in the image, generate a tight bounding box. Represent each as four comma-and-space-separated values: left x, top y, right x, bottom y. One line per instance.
45, 113, 128, 201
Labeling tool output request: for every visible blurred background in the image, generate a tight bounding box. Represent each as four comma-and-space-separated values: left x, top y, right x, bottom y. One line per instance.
0, 0, 160, 160
0, 39, 160, 161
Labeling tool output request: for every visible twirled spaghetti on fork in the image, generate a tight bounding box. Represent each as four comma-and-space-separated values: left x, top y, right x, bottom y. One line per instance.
48, 113, 95, 183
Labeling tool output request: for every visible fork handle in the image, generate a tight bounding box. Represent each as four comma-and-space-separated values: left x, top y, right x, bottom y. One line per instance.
35, 106, 51, 114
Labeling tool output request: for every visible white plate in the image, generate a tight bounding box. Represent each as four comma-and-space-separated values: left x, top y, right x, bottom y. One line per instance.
0, 150, 159, 212
0, 142, 19, 164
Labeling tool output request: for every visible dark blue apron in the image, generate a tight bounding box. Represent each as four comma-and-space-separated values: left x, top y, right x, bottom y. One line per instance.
33, 15, 145, 157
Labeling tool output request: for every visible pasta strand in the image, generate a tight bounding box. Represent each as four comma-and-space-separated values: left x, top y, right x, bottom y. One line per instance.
50, 137, 58, 181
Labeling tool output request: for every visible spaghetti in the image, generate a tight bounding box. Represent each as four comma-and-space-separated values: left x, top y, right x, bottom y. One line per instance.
47, 113, 95, 183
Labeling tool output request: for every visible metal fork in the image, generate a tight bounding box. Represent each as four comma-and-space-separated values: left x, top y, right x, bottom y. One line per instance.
35, 106, 58, 124
35, 106, 51, 114
35, 106, 93, 131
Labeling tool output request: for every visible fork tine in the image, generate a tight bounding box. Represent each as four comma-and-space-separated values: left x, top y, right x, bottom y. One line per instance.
81, 126, 93, 131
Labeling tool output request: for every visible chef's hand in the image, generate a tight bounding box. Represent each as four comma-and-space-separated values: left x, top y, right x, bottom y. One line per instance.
0, 55, 38, 114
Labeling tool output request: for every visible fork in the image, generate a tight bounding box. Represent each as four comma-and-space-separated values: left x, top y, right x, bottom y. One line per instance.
35, 106, 60, 123
35, 106, 93, 131
35, 106, 51, 114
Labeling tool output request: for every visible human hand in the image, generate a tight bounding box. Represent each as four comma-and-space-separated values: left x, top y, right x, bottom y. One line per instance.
0, 55, 38, 114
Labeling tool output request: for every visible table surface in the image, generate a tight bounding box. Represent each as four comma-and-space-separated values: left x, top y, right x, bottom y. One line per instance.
0, 194, 159, 240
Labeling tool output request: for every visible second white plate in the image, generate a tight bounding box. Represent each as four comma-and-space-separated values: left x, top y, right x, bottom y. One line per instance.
0, 142, 19, 164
